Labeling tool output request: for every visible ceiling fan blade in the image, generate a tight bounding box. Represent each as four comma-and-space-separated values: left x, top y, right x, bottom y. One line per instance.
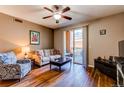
62, 15, 72, 20
54, 5, 59, 10
62, 7, 70, 13
44, 7, 53, 13
42, 15, 53, 19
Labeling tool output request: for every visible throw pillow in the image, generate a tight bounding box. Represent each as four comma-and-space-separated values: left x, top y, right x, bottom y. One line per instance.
36, 50, 44, 57
50, 49, 54, 55
0, 56, 3, 65
44, 49, 50, 57
2, 53, 12, 64
53, 49, 57, 55
0, 51, 17, 64
56, 50, 60, 54
9, 52, 17, 64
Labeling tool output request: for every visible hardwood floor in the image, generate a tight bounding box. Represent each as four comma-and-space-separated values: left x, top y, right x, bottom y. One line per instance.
0, 64, 116, 87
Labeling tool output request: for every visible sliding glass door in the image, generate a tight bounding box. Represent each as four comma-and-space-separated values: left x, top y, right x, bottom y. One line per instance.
73, 28, 84, 65
64, 26, 88, 68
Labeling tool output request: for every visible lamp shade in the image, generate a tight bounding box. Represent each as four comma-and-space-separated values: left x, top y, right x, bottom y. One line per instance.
22, 46, 30, 54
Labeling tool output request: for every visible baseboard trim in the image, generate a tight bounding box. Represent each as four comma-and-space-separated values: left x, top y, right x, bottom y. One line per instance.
88, 65, 94, 68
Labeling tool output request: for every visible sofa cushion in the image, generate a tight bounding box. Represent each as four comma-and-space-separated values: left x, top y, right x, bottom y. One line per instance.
44, 49, 50, 57
55, 55, 61, 59
37, 50, 44, 57
50, 49, 54, 55
42, 57, 50, 62
0, 51, 17, 64
50, 55, 56, 61
50, 55, 61, 61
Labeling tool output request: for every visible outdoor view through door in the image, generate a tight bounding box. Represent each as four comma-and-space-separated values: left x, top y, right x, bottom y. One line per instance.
73, 28, 83, 65
65, 27, 88, 66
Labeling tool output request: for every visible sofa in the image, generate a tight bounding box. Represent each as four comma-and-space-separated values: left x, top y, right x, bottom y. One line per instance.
0, 51, 31, 80
33, 49, 61, 66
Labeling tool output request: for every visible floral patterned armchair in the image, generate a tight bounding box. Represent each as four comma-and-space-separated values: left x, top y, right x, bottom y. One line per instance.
0, 51, 31, 80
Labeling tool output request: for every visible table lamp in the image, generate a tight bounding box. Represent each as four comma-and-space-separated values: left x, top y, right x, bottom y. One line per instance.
22, 46, 30, 59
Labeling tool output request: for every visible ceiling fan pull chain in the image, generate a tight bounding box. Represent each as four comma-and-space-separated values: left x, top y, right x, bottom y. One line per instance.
56, 20, 59, 23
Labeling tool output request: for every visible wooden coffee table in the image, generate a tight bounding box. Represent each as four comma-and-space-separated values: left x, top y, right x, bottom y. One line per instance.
50, 57, 72, 71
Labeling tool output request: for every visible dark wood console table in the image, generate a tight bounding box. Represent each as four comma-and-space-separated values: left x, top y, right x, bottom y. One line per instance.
94, 59, 117, 80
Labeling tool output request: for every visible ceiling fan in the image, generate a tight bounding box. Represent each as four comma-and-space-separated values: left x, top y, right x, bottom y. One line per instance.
42, 5, 72, 23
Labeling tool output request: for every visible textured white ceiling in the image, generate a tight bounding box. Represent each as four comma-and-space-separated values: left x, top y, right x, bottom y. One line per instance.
0, 5, 124, 29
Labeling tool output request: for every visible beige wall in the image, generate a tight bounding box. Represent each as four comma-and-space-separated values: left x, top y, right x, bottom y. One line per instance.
54, 13, 124, 66
0, 13, 53, 55
54, 29, 64, 54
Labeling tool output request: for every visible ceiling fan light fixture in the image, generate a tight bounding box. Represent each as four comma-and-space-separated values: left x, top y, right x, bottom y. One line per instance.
53, 13, 61, 20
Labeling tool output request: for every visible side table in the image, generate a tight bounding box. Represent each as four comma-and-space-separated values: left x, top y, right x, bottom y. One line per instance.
28, 58, 35, 69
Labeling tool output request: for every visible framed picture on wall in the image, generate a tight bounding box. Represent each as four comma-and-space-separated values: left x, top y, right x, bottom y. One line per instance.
100, 29, 106, 35
30, 30, 40, 45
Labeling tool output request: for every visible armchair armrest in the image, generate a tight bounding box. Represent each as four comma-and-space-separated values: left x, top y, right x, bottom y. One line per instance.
32, 52, 42, 62
0, 64, 21, 80
17, 59, 31, 64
